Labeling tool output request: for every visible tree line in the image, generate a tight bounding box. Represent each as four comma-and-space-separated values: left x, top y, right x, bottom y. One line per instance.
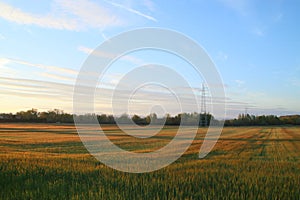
0, 109, 74, 123
0, 108, 299, 126
0, 108, 214, 126
224, 113, 300, 126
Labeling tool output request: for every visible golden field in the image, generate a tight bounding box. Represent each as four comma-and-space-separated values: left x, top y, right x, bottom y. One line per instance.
0, 123, 299, 199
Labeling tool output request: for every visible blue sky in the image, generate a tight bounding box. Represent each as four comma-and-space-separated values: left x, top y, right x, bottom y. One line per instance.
0, 0, 299, 118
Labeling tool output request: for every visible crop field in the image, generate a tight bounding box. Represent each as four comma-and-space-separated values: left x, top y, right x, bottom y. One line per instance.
0, 123, 299, 199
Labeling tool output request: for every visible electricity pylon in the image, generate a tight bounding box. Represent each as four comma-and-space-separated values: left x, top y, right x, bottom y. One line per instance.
200, 83, 208, 127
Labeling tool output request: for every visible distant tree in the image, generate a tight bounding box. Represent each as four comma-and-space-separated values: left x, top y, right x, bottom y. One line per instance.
0, 113, 14, 122
60, 113, 73, 123
280, 115, 300, 125
15, 108, 38, 122
97, 114, 115, 124
131, 114, 147, 125
117, 113, 131, 124
146, 113, 157, 124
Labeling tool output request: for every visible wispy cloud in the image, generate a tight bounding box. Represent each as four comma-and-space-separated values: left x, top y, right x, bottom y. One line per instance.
0, 0, 123, 31
2, 57, 77, 75
0, 77, 73, 100
0, 57, 78, 83
0, 0, 156, 31
0, 58, 18, 77
78, 45, 144, 65
0, 2, 79, 30
54, 0, 123, 30
218, 0, 250, 16
101, 32, 108, 41
2, 73, 284, 118
218, 0, 282, 38
39, 72, 75, 82
103, 0, 157, 22
0, 76, 75, 112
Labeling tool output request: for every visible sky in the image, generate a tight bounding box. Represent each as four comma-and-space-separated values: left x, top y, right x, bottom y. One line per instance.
0, 0, 299, 118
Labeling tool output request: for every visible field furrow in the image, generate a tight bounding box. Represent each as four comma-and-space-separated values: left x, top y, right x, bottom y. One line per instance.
0, 124, 299, 199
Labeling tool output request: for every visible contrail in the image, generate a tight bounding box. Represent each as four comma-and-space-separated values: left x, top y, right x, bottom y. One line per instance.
104, 0, 157, 22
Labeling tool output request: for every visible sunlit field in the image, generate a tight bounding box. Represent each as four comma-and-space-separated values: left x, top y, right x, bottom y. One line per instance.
0, 123, 299, 199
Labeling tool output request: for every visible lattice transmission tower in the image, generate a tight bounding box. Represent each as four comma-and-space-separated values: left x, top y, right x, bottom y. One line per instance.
200, 83, 208, 127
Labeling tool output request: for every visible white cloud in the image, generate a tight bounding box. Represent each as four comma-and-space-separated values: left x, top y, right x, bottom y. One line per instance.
0, 2, 79, 30
54, 0, 123, 30
0, 1, 123, 31
0, 0, 157, 31
103, 0, 157, 22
